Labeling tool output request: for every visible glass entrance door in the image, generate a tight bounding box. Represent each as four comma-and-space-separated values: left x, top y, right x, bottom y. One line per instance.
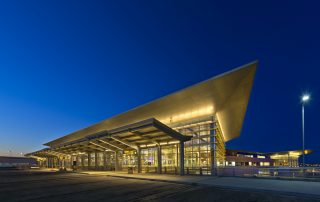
140, 147, 158, 173
161, 144, 178, 174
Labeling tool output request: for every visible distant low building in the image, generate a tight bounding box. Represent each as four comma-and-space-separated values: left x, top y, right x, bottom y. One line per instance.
0, 156, 38, 169
225, 149, 313, 167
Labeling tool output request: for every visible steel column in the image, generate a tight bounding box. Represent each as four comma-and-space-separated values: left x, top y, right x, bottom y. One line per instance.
103, 152, 107, 170
210, 123, 217, 176
81, 155, 85, 169
157, 145, 162, 174
88, 152, 91, 169
115, 151, 122, 171
137, 148, 142, 173
95, 152, 98, 169
180, 141, 184, 176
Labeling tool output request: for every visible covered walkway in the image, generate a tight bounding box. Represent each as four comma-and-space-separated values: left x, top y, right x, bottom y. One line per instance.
27, 118, 192, 175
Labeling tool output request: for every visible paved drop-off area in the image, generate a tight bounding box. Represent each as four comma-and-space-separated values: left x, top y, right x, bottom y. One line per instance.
0, 171, 318, 202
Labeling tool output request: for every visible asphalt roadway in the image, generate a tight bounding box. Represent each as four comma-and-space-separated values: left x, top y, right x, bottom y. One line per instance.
0, 170, 319, 202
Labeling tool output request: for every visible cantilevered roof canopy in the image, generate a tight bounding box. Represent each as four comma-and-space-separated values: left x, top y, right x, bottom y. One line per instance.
40, 118, 191, 155
26, 148, 68, 158
46, 61, 257, 147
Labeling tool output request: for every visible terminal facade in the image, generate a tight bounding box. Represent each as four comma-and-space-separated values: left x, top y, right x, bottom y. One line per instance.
225, 149, 312, 167
27, 61, 257, 175
0, 156, 37, 169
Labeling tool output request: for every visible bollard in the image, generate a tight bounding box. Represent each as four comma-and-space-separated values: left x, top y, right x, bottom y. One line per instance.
128, 167, 133, 174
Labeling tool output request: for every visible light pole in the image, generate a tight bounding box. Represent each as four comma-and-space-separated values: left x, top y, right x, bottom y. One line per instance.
301, 94, 310, 168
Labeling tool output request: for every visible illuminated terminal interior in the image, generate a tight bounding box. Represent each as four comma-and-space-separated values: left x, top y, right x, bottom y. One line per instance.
225, 149, 313, 167
27, 61, 257, 175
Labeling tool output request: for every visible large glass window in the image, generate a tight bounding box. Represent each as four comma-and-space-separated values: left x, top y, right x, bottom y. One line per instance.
173, 116, 225, 175
141, 147, 158, 173
161, 145, 178, 174
105, 152, 115, 170
98, 152, 104, 167
123, 150, 137, 170
177, 121, 211, 175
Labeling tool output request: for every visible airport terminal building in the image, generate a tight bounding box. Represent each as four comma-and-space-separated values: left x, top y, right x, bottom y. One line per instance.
225, 149, 312, 167
27, 61, 257, 175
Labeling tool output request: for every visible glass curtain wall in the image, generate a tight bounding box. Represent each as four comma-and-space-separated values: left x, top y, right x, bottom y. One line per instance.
66, 116, 225, 175
83, 154, 88, 169
122, 150, 138, 171
161, 144, 178, 174
97, 152, 104, 169
173, 116, 225, 175
271, 155, 299, 167
105, 152, 115, 170
213, 120, 226, 166
90, 153, 95, 169
141, 147, 158, 173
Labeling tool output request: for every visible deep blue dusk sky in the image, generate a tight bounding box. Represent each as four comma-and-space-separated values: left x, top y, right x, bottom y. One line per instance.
0, 1, 319, 162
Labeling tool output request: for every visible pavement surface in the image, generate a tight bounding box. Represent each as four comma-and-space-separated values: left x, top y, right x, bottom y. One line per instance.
81, 171, 320, 198
0, 170, 319, 202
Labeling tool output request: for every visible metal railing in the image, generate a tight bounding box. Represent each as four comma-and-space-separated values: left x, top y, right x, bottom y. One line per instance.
217, 166, 320, 179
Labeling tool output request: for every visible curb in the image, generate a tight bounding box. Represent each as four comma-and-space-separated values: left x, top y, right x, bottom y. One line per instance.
79, 172, 201, 187
77, 172, 320, 200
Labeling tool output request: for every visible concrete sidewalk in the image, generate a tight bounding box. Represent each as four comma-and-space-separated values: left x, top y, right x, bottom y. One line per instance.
80, 171, 320, 199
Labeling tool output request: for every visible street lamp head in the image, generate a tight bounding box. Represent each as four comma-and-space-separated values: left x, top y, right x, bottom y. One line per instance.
302, 94, 310, 103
